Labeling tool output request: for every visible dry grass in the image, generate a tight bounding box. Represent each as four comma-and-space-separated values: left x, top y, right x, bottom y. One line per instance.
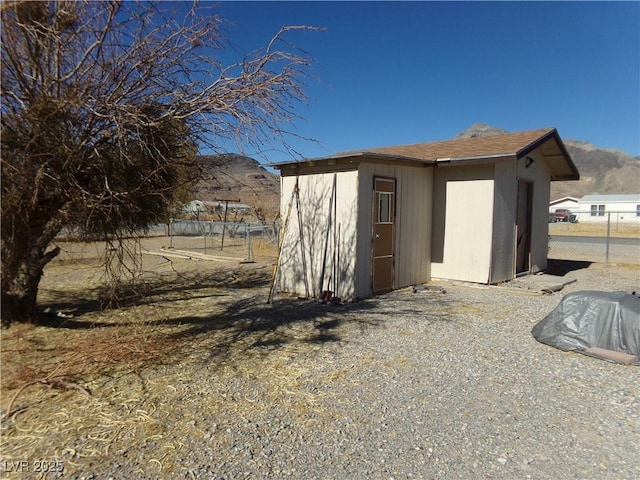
0, 236, 369, 477
549, 222, 640, 238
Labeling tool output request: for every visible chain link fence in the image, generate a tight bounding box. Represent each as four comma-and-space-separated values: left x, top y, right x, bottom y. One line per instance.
58, 213, 637, 265
155, 219, 280, 260
548, 211, 640, 264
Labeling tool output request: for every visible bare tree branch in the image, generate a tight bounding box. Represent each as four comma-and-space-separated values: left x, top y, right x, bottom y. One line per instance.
1, 0, 320, 325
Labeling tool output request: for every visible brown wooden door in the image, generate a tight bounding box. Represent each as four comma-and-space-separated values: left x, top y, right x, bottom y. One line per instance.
372, 177, 395, 293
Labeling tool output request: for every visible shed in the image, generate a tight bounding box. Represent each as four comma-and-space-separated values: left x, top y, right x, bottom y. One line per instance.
272, 128, 579, 301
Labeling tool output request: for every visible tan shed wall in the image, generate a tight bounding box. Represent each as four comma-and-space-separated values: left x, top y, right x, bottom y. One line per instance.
431, 164, 495, 283
278, 142, 557, 295
433, 152, 552, 285
514, 151, 551, 274
356, 163, 433, 299
278, 170, 358, 301
491, 160, 518, 282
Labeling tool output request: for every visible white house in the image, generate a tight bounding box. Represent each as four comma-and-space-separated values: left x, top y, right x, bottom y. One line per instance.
549, 196, 579, 213
272, 128, 579, 301
208, 201, 251, 214
182, 200, 207, 217
576, 194, 640, 224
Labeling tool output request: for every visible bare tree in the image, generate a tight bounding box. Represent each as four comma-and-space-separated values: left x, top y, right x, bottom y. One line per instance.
1, 1, 318, 326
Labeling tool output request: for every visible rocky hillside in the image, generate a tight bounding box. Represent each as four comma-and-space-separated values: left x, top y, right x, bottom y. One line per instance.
555, 139, 639, 199
456, 123, 639, 199
193, 154, 280, 216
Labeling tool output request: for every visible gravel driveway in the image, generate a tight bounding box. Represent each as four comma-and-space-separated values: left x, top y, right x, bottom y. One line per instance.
117, 263, 639, 479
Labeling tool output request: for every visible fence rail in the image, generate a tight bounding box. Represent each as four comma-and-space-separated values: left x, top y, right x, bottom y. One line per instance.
168, 219, 278, 240
160, 219, 280, 260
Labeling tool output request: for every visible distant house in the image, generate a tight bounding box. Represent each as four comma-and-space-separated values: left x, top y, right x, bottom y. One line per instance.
549, 196, 579, 213
209, 201, 251, 214
576, 194, 640, 224
182, 200, 252, 218
183, 200, 207, 217
272, 128, 579, 301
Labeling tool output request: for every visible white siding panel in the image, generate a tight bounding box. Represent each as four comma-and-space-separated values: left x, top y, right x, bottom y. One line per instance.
355, 166, 373, 299
431, 169, 494, 283
278, 171, 358, 301
491, 161, 516, 283
396, 167, 432, 288
356, 163, 432, 299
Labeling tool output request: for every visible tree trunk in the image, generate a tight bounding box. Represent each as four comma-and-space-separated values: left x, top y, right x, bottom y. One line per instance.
1, 275, 41, 326
1, 225, 61, 327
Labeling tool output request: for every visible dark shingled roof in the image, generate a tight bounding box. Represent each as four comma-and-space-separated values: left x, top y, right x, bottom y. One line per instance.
351, 128, 557, 161
274, 128, 580, 181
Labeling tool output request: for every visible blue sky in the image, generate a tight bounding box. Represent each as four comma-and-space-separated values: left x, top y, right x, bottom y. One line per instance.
206, 1, 639, 161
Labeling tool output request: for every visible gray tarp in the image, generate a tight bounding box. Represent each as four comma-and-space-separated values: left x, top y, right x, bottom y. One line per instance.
532, 291, 640, 364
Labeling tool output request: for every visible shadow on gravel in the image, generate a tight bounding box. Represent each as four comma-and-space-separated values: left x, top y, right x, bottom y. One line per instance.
148, 285, 470, 367
163, 295, 383, 361
34, 266, 466, 375
546, 259, 593, 276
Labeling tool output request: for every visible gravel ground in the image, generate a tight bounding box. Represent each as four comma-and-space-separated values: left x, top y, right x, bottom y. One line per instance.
3, 261, 639, 480
108, 264, 638, 479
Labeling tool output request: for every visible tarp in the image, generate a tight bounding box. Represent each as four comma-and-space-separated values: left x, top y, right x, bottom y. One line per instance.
532, 291, 640, 365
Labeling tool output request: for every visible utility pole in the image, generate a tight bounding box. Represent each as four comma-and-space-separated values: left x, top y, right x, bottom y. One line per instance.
215, 198, 241, 251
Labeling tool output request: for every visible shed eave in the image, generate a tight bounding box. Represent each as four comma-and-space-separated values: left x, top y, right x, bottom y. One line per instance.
551, 173, 582, 181
271, 151, 436, 170
436, 153, 516, 164
270, 153, 361, 169
516, 128, 580, 181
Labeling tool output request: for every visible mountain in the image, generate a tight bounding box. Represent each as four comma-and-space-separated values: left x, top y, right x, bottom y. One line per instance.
455, 123, 640, 199
554, 139, 639, 199
454, 123, 508, 139
193, 154, 280, 216
192, 125, 639, 214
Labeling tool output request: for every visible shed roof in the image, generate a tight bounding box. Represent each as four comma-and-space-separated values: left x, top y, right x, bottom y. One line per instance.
274, 127, 579, 181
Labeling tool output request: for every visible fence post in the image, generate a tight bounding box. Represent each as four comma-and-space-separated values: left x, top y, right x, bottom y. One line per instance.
605, 211, 611, 263
169, 218, 173, 248
246, 223, 254, 262
203, 221, 207, 254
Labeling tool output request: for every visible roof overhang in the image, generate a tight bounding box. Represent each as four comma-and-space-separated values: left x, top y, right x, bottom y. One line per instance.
273, 152, 436, 175
434, 152, 516, 166
516, 129, 580, 181
272, 128, 580, 181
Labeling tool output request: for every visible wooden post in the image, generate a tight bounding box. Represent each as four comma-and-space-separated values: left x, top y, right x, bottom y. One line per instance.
215, 198, 240, 251
268, 187, 296, 304
606, 211, 611, 263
